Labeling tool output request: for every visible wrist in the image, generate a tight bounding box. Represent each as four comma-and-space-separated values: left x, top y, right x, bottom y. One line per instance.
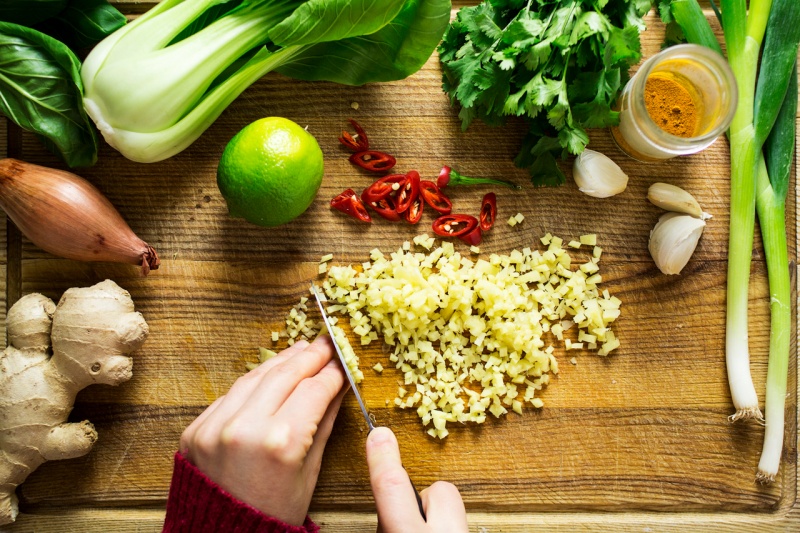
164, 452, 318, 533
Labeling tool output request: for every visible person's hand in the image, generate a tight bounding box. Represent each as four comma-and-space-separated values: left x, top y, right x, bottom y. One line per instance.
366, 427, 468, 533
179, 335, 346, 526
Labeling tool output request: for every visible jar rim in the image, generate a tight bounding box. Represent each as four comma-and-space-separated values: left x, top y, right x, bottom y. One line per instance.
628, 44, 738, 154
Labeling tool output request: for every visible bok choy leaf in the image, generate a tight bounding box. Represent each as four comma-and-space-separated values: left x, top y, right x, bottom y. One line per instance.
0, 22, 98, 167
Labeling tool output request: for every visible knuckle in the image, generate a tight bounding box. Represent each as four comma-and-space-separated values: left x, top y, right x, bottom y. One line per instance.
376, 467, 412, 491
270, 361, 302, 382
428, 480, 461, 499
190, 426, 219, 459
300, 375, 339, 404
231, 373, 256, 389
261, 421, 301, 465
219, 420, 251, 450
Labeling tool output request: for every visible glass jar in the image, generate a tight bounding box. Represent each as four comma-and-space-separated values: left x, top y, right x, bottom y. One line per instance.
611, 44, 738, 161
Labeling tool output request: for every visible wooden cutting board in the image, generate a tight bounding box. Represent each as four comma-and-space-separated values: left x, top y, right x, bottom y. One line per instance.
2, 2, 798, 531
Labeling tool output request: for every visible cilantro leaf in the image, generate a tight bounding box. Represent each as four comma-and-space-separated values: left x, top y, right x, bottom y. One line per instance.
658, 0, 675, 23
439, 0, 646, 186
604, 25, 641, 69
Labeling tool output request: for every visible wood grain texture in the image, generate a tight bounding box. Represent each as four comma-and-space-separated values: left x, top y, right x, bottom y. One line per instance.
3, 2, 799, 532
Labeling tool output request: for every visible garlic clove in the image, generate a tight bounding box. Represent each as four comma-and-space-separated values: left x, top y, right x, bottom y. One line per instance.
572, 149, 629, 198
649, 213, 706, 275
647, 182, 711, 219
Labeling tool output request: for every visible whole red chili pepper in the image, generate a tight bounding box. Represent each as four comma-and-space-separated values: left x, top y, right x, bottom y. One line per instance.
350, 150, 397, 173
404, 196, 423, 224
361, 190, 401, 222
395, 170, 420, 214
331, 188, 371, 223
339, 119, 370, 152
437, 165, 520, 190
362, 174, 407, 204
432, 214, 478, 238
419, 180, 452, 215
479, 192, 496, 231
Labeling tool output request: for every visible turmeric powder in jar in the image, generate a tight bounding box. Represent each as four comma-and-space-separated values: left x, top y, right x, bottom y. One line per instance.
611, 44, 737, 161
644, 72, 699, 137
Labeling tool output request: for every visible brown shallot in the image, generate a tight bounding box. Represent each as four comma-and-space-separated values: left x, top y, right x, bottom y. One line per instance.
0, 158, 160, 274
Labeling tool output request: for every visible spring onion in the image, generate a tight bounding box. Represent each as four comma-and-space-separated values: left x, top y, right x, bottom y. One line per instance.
664, 0, 799, 481
719, 0, 799, 422
754, 63, 795, 483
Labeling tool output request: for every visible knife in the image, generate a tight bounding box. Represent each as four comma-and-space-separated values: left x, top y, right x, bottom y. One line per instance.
310, 284, 426, 521
310, 284, 374, 431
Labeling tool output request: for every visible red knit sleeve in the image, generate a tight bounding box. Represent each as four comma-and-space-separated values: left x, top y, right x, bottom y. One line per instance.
162, 452, 319, 533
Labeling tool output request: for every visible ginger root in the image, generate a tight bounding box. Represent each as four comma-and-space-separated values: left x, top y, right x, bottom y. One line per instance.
0, 280, 148, 525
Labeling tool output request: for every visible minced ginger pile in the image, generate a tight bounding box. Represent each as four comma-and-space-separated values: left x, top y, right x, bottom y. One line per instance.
259, 234, 621, 439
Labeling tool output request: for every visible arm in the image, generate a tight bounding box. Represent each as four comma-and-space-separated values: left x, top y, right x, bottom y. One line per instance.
163, 336, 346, 532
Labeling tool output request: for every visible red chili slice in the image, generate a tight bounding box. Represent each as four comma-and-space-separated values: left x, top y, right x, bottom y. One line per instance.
432, 214, 478, 238
361, 190, 401, 222
339, 119, 370, 151
331, 188, 371, 223
350, 150, 397, 173
404, 196, 423, 224
419, 180, 452, 215
362, 174, 407, 204
459, 225, 482, 246
395, 170, 420, 214
479, 192, 496, 231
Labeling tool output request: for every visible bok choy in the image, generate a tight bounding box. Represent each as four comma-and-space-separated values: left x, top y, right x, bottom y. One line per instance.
81, 0, 451, 163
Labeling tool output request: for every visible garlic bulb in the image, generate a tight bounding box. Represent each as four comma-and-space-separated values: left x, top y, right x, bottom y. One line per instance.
647, 182, 712, 220
649, 212, 706, 275
573, 149, 629, 198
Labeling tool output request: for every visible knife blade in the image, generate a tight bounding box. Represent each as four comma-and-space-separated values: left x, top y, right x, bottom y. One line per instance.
311, 285, 375, 431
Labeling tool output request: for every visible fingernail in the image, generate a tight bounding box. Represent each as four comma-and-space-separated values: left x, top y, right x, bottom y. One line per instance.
368, 426, 393, 446
293, 339, 310, 350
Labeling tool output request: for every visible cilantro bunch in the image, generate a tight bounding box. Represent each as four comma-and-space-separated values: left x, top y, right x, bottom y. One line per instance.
439, 0, 651, 186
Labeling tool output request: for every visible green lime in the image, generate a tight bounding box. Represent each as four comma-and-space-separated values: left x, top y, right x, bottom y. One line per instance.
217, 117, 324, 227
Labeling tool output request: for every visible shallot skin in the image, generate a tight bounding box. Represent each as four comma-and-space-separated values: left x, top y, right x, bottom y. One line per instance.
0, 158, 159, 275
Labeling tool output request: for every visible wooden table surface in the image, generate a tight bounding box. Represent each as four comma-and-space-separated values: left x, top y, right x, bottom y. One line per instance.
1, 2, 798, 531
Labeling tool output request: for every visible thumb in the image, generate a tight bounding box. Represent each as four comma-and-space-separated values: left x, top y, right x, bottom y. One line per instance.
366, 427, 426, 532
